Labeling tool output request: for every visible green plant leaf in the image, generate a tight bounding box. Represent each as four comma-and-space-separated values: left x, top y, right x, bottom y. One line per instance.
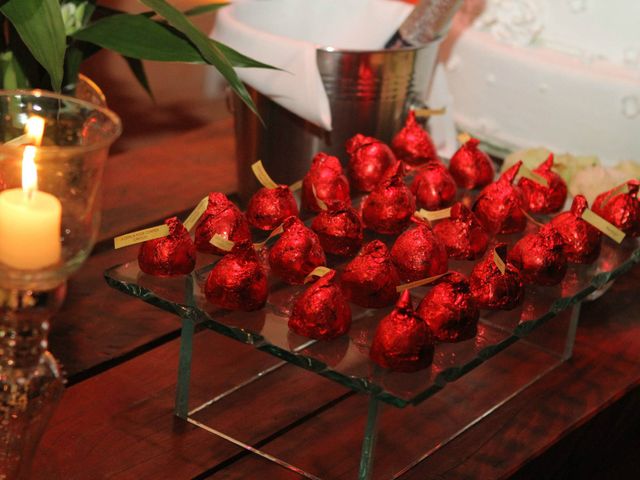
182, 3, 228, 16
0, 0, 67, 91
137, 0, 258, 116
73, 14, 204, 62
212, 40, 281, 70
0, 50, 29, 89
123, 56, 155, 101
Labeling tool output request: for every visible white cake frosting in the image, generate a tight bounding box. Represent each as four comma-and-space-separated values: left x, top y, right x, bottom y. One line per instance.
445, 0, 640, 165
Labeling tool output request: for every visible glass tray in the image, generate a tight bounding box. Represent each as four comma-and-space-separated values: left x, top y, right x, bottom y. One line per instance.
105, 229, 639, 479
105, 229, 639, 408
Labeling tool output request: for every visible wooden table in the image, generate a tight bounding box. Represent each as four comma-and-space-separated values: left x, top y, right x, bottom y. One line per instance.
30, 118, 640, 479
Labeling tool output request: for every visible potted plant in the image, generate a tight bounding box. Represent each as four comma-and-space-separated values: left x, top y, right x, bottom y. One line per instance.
0, 0, 272, 114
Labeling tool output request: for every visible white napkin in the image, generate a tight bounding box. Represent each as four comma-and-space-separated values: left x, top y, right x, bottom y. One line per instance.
212, 0, 412, 130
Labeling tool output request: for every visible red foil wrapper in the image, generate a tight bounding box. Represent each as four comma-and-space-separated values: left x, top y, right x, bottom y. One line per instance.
518, 154, 568, 214
362, 163, 416, 234
410, 161, 457, 210
417, 272, 479, 343
390, 219, 448, 282
246, 185, 299, 231
288, 271, 352, 339
268, 216, 326, 285
346, 134, 397, 192
549, 195, 601, 264
204, 241, 268, 311
592, 180, 640, 237
195, 192, 251, 255
508, 224, 567, 286
311, 201, 363, 256
470, 244, 524, 310
433, 202, 488, 260
301, 152, 351, 212
369, 290, 435, 372
341, 240, 400, 308
473, 161, 526, 234
391, 110, 438, 168
449, 137, 495, 189
138, 217, 195, 276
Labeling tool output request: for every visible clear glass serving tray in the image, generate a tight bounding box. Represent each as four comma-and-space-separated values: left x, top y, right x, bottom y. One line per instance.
105, 192, 640, 480
105, 231, 640, 409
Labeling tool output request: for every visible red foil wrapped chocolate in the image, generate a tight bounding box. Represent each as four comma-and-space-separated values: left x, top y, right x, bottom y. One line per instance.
341, 240, 400, 308
449, 137, 495, 189
391, 110, 438, 168
549, 195, 601, 263
410, 162, 457, 210
204, 241, 268, 311
369, 290, 435, 372
311, 201, 363, 256
346, 134, 396, 192
433, 202, 488, 260
268, 216, 326, 285
301, 152, 351, 213
246, 185, 299, 231
470, 244, 524, 310
138, 217, 195, 276
391, 219, 448, 282
195, 192, 251, 255
362, 163, 416, 234
508, 224, 567, 286
288, 271, 351, 339
592, 180, 640, 237
473, 161, 526, 234
518, 154, 568, 214
417, 272, 479, 343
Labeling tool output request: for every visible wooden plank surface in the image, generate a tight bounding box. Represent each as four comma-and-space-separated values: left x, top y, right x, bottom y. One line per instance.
99, 118, 236, 243
37, 265, 640, 479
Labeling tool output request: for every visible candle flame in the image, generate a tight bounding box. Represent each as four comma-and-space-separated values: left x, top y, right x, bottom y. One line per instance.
25, 115, 45, 146
22, 146, 38, 200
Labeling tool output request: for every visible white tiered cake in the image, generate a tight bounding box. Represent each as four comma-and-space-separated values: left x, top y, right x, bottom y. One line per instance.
445, 0, 640, 165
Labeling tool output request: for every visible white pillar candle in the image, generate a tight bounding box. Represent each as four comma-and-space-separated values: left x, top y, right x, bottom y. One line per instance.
0, 145, 62, 270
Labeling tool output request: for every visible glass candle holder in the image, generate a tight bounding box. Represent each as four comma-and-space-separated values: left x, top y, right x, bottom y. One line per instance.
0, 90, 121, 479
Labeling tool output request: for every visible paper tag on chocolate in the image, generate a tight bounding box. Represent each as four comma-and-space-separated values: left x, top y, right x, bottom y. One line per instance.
304, 266, 332, 283
413, 107, 446, 118
518, 164, 549, 187
457, 132, 471, 144
520, 208, 545, 227
312, 184, 328, 211
182, 196, 209, 231
251, 160, 278, 189
601, 182, 630, 206
396, 272, 450, 292
289, 180, 303, 192
114, 225, 170, 249
210, 234, 235, 252
416, 207, 451, 222
253, 224, 285, 249
581, 208, 626, 244
493, 248, 507, 274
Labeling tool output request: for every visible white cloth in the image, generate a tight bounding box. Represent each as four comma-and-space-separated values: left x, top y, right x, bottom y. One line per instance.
212, 0, 412, 130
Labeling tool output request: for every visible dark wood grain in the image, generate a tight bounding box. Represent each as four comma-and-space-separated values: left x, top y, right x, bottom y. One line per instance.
33, 330, 349, 480
38, 265, 640, 479
99, 118, 236, 243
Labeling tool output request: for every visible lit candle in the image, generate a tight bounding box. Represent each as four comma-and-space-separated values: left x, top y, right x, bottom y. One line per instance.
0, 117, 62, 270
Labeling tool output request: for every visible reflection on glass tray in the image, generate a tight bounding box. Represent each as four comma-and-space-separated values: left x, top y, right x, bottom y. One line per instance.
104, 225, 639, 408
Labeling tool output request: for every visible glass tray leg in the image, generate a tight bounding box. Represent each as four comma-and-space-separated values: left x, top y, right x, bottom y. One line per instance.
563, 301, 581, 360
358, 396, 381, 480
175, 314, 195, 419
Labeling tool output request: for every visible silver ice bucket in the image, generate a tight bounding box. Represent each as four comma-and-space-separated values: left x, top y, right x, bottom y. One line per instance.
232, 39, 441, 203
